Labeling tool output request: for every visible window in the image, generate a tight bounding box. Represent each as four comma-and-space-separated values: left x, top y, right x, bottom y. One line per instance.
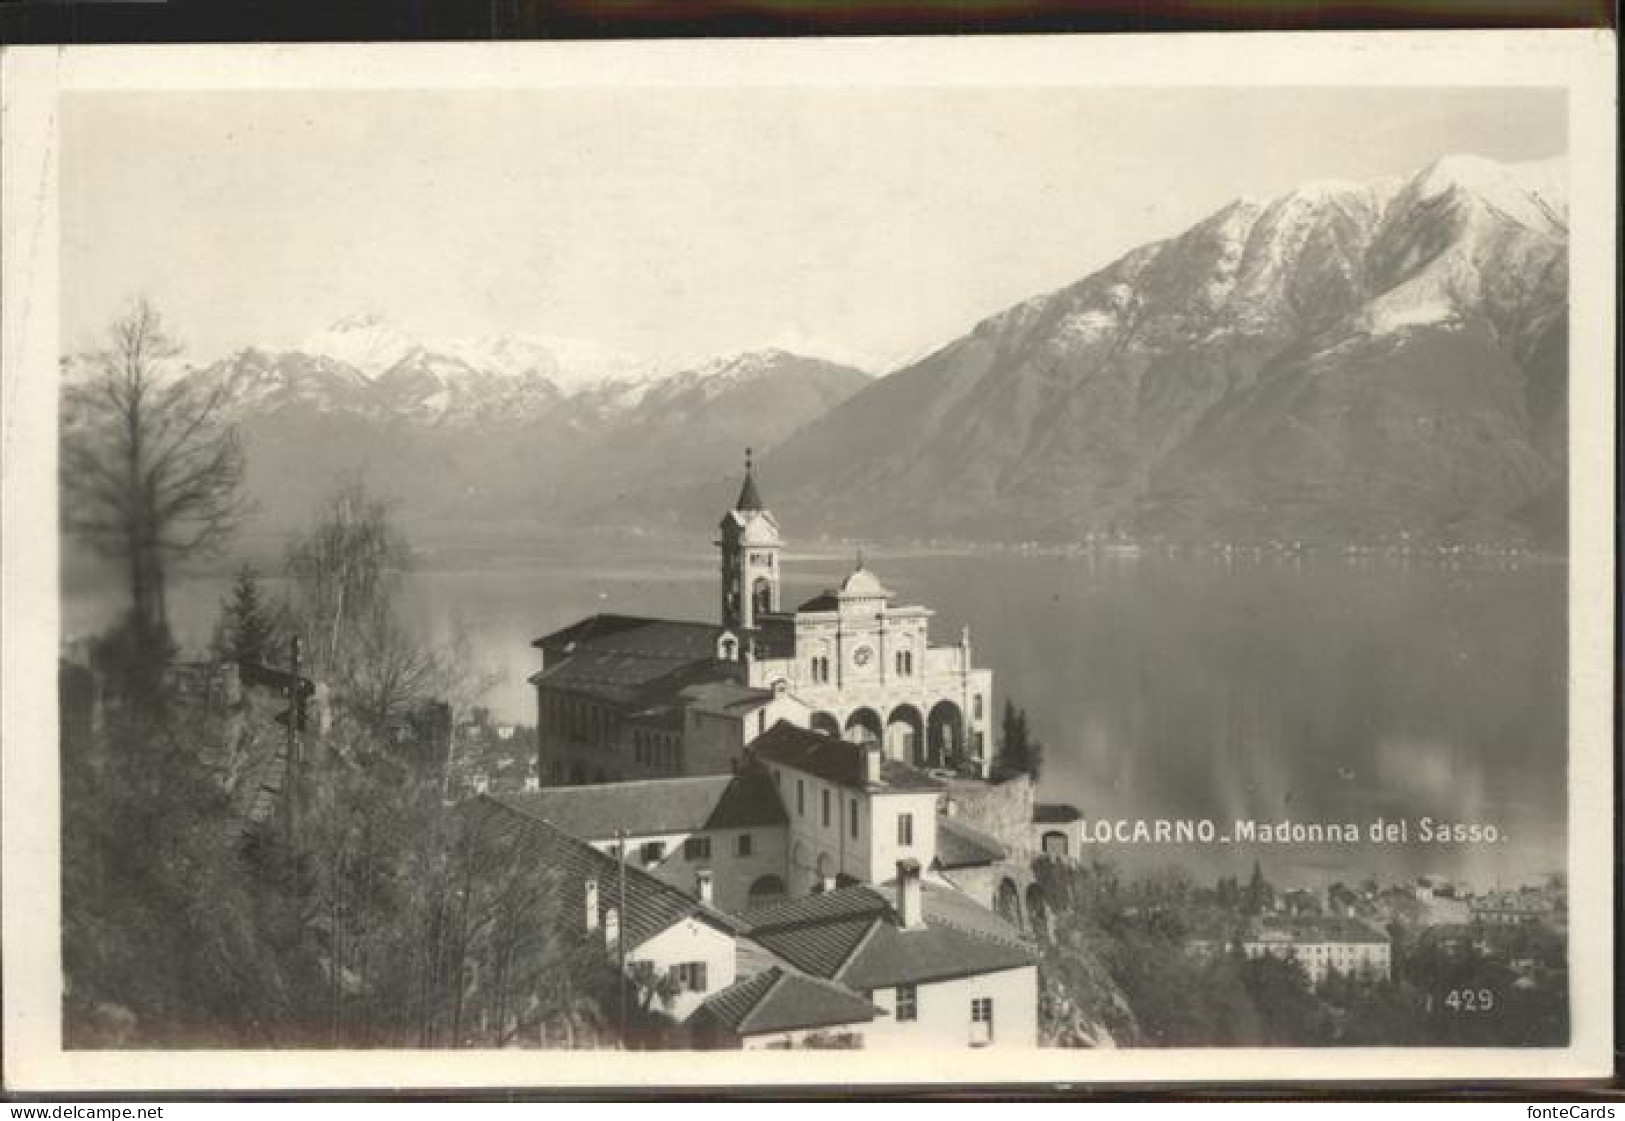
896, 651, 913, 676
640, 841, 665, 865
821, 789, 831, 828
673, 962, 709, 993
973, 694, 984, 720
971, 997, 993, 1042
897, 813, 914, 847
797, 780, 805, 817
877, 983, 912, 1022
736, 833, 753, 857
684, 836, 711, 861
849, 799, 859, 839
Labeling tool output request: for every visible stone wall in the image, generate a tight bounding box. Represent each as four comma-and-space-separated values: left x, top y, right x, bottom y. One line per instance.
943, 773, 1035, 857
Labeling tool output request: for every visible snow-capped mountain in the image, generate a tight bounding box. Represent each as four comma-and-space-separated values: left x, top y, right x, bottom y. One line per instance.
178, 335, 870, 533
761, 154, 1569, 546
297, 314, 422, 380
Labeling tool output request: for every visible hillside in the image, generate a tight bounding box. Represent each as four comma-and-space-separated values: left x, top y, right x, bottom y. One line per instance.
760, 154, 1567, 547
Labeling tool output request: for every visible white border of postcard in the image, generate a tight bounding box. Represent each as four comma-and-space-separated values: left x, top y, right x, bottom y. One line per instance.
2, 29, 1616, 1091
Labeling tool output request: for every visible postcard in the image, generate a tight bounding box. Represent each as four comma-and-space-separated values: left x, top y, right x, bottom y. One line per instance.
1, 30, 1615, 1091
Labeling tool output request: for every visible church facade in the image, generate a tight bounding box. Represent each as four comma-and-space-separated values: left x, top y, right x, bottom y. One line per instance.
532, 458, 994, 787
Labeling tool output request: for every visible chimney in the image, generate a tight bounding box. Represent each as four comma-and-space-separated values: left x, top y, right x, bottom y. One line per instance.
864, 741, 882, 786
896, 858, 924, 929
695, 869, 714, 906
584, 878, 600, 932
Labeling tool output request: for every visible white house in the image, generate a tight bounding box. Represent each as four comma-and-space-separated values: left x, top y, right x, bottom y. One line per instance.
751, 721, 946, 896
469, 796, 745, 1027
488, 770, 791, 914
1242, 915, 1392, 984
738, 860, 1039, 1049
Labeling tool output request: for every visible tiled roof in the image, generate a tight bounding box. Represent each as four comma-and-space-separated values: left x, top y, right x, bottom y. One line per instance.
469, 796, 743, 951
754, 914, 881, 978
742, 883, 1034, 989
751, 722, 943, 793
699, 967, 882, 1037
532, 614, 770, 711
839, 885, 1035, 989
1033, 802, 1083, 824
935, 816, 1007, 869
746, 886, 894, 930
797, 592, 841, 613
534, 614, 720, 657
489, 766, 786, 842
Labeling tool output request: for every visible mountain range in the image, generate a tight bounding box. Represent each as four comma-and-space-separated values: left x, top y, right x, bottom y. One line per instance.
162, 152, 1567, 548
178, 334, 870, 534
760, 154, 1567, 547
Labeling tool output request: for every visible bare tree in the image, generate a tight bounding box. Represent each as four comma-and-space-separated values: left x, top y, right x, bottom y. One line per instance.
286, 482, 497, 736
285, 481, 408, 680
61, 298, 247, 656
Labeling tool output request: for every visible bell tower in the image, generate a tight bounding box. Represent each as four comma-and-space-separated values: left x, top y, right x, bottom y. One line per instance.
717, 448, 782, 632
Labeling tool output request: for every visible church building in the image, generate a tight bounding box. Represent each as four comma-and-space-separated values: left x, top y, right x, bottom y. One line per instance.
532, 455, 994, 787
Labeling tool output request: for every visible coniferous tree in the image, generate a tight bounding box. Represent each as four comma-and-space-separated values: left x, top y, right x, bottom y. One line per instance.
215, 565, 278, 665
997, 699, 1045, 780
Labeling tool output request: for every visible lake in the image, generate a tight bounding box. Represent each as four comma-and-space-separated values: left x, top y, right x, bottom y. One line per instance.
62, 537, 1567, 892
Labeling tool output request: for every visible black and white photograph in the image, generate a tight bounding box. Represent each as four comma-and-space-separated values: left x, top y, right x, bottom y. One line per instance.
1, 32, 1615, 1091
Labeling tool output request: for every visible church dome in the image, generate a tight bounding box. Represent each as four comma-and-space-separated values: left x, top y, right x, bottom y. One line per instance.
839, 564, 889, 599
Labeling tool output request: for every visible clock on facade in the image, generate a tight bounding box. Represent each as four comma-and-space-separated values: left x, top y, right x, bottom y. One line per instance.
852, 645, 874, 667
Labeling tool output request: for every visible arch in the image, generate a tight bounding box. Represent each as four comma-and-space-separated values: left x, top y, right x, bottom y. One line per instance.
814, 852, 838, 892
752, 576, 774, 616
886, 704, 925, 765
1042, 830, 1071, 858
927, 700, 964, 768
810, 711, 841, 738
844, 707, 882, 746
994, 877, 1022, 929
1025, 883, 1047, 932
747, 874, 787, 910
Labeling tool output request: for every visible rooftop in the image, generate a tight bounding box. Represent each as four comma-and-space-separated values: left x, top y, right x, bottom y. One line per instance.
698, 967, 882, 1037
743, 882, 1034, 989
935, 815, 1008, 869
469, 796, 744, 950
489, 766, 787, 842
751, 721, 943, 793
1033, 803, 1083, 824
1250, 915, 1390, 945
839, 565, 889, 600
531, 613, 784, 713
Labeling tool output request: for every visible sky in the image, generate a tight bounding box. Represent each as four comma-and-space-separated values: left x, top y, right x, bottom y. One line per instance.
61, 86, 1565, 371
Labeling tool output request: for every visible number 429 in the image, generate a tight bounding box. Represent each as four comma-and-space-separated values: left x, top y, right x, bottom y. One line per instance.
1444, 988, 1496, 1012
